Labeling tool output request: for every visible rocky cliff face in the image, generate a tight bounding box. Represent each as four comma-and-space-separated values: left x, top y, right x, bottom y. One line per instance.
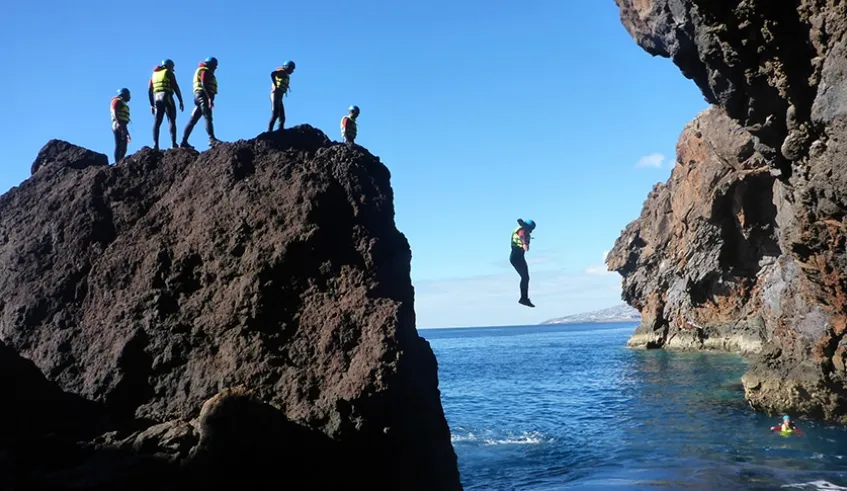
0, 128, 462, 490
608, 106, 778, 356
609, 0, 847, 423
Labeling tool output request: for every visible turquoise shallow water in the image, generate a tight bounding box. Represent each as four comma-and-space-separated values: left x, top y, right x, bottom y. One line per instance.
421, 323, 847, 490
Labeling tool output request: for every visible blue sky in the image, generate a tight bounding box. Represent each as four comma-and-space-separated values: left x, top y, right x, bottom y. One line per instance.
2, 0, 708, 329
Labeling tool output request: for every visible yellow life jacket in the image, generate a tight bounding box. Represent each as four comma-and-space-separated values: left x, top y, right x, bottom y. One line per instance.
273, 68, 290, 92
111, 96, 130, 123
193, 66, 217, 95
151, 68, 172, 93
511, 226, 526, 249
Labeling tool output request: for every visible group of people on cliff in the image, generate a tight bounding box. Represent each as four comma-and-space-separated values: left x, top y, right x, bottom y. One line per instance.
110, 57, 539, 310
109, 57, 361, 162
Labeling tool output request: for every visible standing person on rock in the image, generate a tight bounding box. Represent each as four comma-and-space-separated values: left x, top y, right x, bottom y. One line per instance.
341, 105, 359, 145
110, 88, 132, 163
148, 59, 185, 151
510, 218, 536, 308
267, 61, 296, 132
181, 57, 221, 149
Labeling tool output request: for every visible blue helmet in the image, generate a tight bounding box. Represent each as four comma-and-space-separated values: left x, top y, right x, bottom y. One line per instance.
161, 59, 174, 69
349, 105, 360, 114
205, 56, 218, 67
783, 415, 790, 421
283, 60, 295, 70
524, 219, 536, 231
117, 87, 130, 97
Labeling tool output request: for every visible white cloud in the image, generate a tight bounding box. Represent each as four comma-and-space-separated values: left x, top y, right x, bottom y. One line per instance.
412, 268, 623, 329
636, 152, 665, 168
585, 265, 611, 275
585, 250, 613, 275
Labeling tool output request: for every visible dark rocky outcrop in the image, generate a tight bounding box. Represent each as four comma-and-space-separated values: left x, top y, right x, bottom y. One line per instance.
0, 126, 462, 489
609, 0, 847, 423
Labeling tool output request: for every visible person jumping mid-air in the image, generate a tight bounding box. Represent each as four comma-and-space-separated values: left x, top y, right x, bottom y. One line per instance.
148, 59, 185, 151
510, 218, 536, 308
181, 56, 220, 149
110, 88, 132, 163
268, 61, 295, 132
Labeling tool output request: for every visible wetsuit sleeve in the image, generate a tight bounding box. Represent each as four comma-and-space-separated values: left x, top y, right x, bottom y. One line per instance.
148, 78, 154, 107
169, 71, 183, 103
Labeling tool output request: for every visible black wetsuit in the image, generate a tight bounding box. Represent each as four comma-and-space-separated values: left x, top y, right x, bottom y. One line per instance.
183, 92, 215, 143
510, 247, 530, 301
113, 122, 128, 162
153, 92, 177, 148
149, 68, 183, 150
269, 89, 285, 132
181, 65, 218, 147
268, 69, 290, 132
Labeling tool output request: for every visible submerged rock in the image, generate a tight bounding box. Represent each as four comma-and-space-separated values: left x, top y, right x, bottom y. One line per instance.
0, 126, 462, 489
611, 0, 847, 423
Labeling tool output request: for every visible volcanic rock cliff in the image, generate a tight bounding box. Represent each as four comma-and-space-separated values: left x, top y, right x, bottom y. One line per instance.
608, 0, 847, 423
0, 128, 462, 490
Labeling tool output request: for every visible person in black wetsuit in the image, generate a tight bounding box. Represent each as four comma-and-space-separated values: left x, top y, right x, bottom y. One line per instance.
268, 61, 295, 132
510, 218, 536, 307
181, 56, 221, 148
110, 88, 132, 163
148, 58, 185, 151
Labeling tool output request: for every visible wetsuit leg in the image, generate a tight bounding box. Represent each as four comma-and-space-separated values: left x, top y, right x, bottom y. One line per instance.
268, 90, 284, 132
113, 123, 127, 162
197, 93, 215, 140
165, 94, 177, 147
279, 94, 285, 129
510, 248, 530, 301
153, 93, 166, 150
181, 94, 203, 145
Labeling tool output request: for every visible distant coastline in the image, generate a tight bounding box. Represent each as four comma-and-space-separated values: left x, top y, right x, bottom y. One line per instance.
540, 318, 640, 325
539, 304, 641, 325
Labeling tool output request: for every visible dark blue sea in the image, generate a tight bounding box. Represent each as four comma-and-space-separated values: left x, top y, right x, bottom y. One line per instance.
421, 322, 847, 490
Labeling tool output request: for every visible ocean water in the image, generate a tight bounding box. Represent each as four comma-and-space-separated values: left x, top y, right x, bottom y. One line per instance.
421, 323, 847, 490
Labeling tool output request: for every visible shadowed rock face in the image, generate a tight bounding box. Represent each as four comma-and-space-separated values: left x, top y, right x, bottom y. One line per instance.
609, 0, 847, 422
0, 126, 462, 490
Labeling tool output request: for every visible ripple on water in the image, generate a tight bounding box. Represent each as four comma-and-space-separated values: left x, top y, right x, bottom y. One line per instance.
423, 324, 847, 490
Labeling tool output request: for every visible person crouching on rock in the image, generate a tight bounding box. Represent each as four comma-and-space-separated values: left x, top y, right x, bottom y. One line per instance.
181, 56, 221, 149
341, 105, 359, 145
268, 60, 295, 132
510, 218, 536, 308
110, 88, 132, 163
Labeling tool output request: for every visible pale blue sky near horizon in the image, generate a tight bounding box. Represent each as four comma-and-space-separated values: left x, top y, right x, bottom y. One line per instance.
2, 1, 708, 329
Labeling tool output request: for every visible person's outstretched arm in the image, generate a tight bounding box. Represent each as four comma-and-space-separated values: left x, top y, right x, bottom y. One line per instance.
170, 71, 184, 111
